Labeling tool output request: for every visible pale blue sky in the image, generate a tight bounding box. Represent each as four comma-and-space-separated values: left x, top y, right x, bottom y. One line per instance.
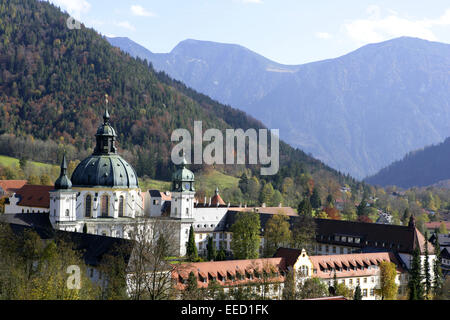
48, 0, 450, 64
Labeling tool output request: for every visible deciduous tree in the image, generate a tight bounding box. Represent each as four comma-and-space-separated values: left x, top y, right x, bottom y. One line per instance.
230, 212, 261, 259
377, 261, 398, 300
263, 214, 292, 257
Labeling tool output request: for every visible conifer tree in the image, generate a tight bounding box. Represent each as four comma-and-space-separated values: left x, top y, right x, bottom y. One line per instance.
408, 247, 424, 300
356, 199, 368, 217
186, 225, 198, 261
206, 236, 216, 261
292, 198, 316, 252
238, 173, 249, 194
402, 208, 411, 225
216, 248, 226, 261
353, 285, 362, 300
310, 188, 321, 209
326, 194, 334, 207
331, 270, 338, 296
297, 197, 313, 216
183, 271, 200, 300
424, 231, 431, 299
432, 239, 443, 298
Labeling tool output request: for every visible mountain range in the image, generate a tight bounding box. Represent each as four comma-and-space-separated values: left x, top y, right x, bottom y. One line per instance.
107, 36, 450, 179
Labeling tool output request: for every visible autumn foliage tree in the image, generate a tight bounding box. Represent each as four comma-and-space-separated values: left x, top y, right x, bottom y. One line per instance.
263, 214, 292, 257
376, 261, 398, 300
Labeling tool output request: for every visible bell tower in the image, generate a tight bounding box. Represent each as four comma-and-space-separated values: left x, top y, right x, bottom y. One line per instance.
49, 154, 77, 231
170, 156, 195, 219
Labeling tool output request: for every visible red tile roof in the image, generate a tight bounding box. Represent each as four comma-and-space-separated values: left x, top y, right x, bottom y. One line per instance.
425, 221, 450, 230
309, 252, 404, 279
233, 206, 298, 216
173, 258, 286, 289
211, 193, 226, 206
0, 180, 27, 195
15, 185, 53, 208
274, 248, 405, 279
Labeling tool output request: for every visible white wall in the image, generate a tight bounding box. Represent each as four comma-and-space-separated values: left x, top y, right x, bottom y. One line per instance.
4, 193, 49, 214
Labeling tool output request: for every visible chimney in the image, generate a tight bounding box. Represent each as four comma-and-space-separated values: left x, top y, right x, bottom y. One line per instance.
227, 202, 230, 208
239, 203, 242, 208
204, 196, 207, 206
262, 203, 266, 208
278, 203, 282, 207
209, 197, 211, 206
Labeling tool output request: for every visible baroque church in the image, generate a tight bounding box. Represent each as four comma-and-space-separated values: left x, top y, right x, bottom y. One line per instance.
48, 108, 201, 256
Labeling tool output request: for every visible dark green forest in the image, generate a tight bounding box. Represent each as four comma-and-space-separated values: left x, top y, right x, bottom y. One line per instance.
366, 137, 450, 188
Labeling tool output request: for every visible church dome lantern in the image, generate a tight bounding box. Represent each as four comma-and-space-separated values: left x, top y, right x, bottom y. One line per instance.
71, 107, 139, 189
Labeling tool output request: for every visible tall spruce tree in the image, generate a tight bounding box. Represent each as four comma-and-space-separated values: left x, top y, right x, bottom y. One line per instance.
298, 197, 313, 216
432, 239, 444, 298
354, 285, 362, 300
183, 271, 200, 300
292, 198, 316, 252
238, 173, 249, 194
310, 188, 321, 209
206, 236, 216, 261
408, 247, 424, 300
331, 270, 338, 296
186, 225, 198, 261
424, 231, 431, 299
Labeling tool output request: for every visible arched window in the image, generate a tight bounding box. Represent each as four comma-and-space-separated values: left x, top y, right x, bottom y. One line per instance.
119, 196, 124, 217
85, 195, 92, 218
65, 209, 70, 217
101, 194, 109, 217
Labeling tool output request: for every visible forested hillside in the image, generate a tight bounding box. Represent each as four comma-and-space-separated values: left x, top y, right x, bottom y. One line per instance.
366, 138, 450, 188
0, 0, 359, 207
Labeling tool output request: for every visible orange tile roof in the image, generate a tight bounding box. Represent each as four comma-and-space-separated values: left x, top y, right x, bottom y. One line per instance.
233, 206, 298, 216
0, 180, 27, 195
425, 221, 450, 230
310, 252, 403, 279
173, 258, 286, 289
15, 185, 53, 208
211, 193, 226, 206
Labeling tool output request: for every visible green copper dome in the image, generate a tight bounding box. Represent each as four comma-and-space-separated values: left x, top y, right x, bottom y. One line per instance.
172, 157, 194, 181
71, 108, 139, 188
172, 156, 195, 192
96, 123, 116, 137
71, 154, 138, 188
